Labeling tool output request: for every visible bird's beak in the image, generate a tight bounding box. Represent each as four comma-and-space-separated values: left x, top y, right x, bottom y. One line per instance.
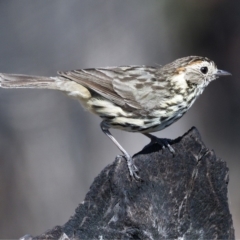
215, 69, 232, 77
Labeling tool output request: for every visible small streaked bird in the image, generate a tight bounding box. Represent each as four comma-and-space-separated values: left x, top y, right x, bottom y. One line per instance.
0, 56, 231, 179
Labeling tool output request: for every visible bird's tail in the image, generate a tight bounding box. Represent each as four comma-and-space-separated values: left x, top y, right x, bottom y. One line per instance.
0, 73, 91, 100
0, 73, 61, 90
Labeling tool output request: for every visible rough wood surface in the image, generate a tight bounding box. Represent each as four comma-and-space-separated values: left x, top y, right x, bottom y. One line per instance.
21, 127, 234, 240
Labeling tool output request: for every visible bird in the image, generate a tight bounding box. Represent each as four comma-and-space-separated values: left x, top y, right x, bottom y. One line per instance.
0, 56, 231, 179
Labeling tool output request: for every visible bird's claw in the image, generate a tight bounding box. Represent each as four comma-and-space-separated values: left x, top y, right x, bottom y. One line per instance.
128, 161, 140, 180
116, 154, 140, 180
144, 136, 175, 154
156, 138, 175, 154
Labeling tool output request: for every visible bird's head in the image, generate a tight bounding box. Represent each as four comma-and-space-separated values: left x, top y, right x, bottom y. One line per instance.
172, 56, 231, 88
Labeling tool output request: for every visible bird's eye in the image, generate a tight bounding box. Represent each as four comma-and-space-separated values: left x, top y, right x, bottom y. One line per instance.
200, 66, 208, 74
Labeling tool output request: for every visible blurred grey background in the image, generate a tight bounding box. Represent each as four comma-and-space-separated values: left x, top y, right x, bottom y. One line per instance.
0, 0, 239, 238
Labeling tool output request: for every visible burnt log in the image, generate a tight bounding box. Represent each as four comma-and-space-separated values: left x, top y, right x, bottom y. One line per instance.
21, 127, 234, 240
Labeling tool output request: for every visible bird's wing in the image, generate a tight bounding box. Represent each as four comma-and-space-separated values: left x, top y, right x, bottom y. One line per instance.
111, 66, 167, 111
58, 67, 126, 107
58, 66, 166, 111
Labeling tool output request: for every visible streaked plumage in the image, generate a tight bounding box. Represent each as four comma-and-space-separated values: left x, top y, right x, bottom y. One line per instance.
0, 56, 231, 179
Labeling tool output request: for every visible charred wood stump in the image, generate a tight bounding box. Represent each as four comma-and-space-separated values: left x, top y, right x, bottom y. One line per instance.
21, 127, 234, 240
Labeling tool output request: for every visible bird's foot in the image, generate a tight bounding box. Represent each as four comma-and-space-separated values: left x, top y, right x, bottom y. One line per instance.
116, 154, 140, 180
144, 136, 175, 154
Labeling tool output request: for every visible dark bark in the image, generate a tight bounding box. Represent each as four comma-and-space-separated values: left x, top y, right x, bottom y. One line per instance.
21, 127, 234, 240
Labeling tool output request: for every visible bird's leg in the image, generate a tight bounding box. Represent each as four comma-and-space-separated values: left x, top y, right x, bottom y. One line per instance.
142, 133, 175, 153
100, 121, 140, 180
